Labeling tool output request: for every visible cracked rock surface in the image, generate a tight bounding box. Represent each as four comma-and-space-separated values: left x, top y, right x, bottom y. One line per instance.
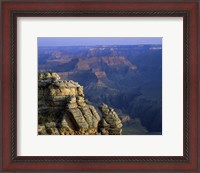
38, 72, 122, 135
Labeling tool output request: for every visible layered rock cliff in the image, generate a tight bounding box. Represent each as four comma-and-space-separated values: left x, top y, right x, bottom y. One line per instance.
38, 72, 122, 135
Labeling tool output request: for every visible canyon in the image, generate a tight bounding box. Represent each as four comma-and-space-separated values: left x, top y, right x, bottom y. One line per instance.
38, 45, 162, 133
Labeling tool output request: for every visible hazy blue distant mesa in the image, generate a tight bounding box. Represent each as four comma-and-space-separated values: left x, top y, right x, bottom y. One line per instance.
38, 38, 162, 135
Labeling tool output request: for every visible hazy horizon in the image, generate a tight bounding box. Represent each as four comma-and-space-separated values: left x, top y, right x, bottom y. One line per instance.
38, 37, 162, 47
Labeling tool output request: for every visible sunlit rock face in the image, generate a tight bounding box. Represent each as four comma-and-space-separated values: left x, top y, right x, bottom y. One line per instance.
98, 104, 123, 135
38, 72, 122, 135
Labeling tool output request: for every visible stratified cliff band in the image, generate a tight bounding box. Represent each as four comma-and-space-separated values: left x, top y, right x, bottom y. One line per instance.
38, 72, 122, 135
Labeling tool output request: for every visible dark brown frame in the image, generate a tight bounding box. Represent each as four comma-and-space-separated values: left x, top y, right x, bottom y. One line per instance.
1, 0, 199, 172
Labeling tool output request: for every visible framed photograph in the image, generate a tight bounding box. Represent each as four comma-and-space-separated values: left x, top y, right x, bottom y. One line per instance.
1, 0, 199, 171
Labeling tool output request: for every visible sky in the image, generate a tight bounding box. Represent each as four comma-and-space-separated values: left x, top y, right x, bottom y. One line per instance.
38, 37, 162, 47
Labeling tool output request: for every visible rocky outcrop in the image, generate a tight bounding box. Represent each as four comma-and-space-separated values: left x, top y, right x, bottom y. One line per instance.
38, 72, 84, 125
98, 104, 123, 135
57, 95, 101, 135
38, 72, 122, 135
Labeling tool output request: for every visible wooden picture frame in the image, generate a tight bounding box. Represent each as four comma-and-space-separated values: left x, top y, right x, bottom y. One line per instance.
1, 0, 199, 171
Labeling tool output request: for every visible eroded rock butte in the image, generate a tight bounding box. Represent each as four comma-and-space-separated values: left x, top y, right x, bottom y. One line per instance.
38, 72, 122, 135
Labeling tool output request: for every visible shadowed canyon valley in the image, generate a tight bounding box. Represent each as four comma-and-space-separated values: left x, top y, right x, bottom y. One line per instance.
38, 45, 162, 135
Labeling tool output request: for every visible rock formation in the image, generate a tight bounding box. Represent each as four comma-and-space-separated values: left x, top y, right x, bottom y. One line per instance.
38, 72, 122, 135
98, 104, 123, 135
